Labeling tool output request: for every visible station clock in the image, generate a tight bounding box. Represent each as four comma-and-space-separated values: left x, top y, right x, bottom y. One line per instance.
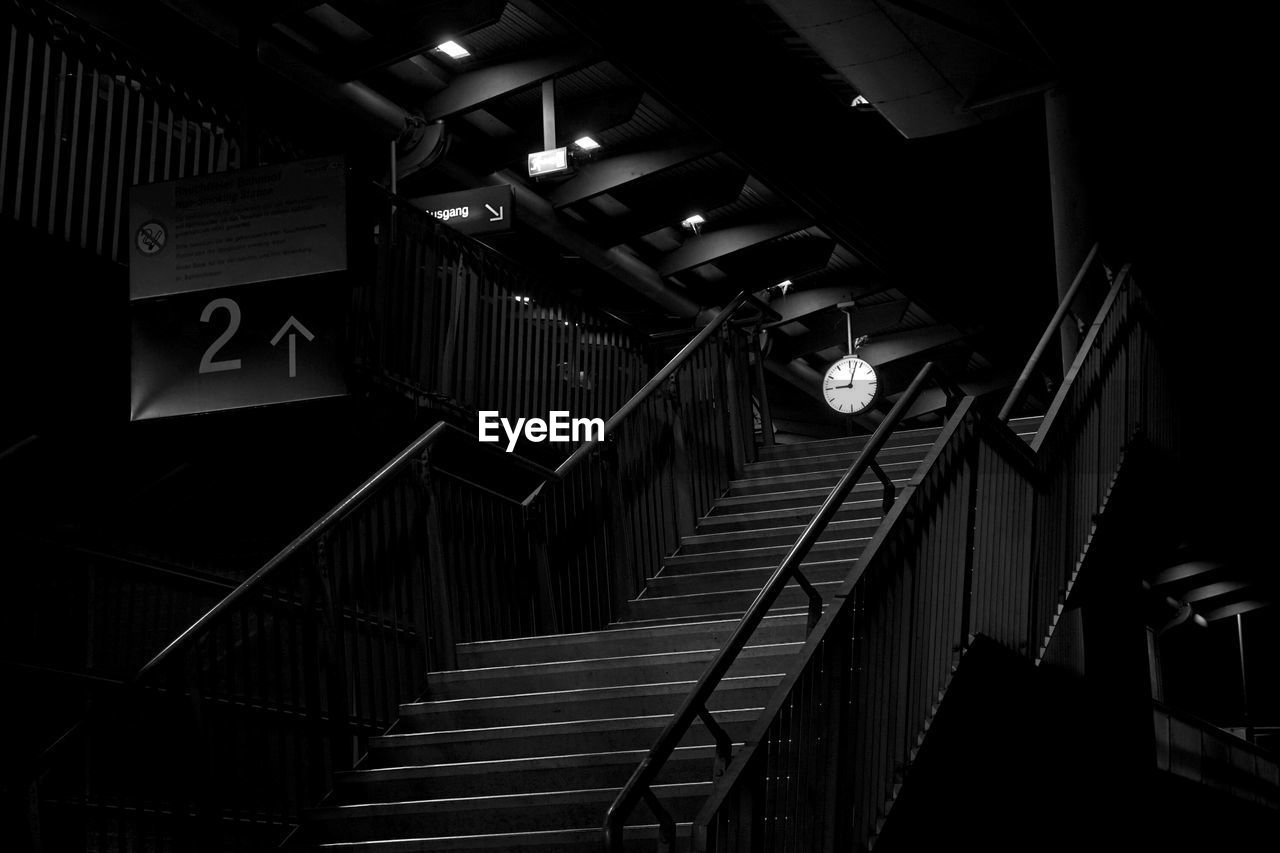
822, 355, 879, 415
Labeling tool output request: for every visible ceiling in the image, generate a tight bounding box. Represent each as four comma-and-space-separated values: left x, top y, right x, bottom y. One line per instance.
60, 0, 1095, 434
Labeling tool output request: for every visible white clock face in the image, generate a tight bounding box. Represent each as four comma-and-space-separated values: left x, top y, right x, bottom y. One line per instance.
822, 356, 878, 415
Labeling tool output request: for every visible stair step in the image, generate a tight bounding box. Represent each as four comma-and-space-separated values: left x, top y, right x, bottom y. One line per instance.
604, 606, 810, 631
678, 516, 882, 555
742, 440, 932, 477
308, 821, 693, 852
645, 559, 852, 598
661, 539, 866, 574
752, 415, 1040, 465
333, 745, 724, 802
456, 613, 808, 668
424, 642, 801, 700
394, 674, 780, 731
710, 478, 906, 514
366, 708, 762, 766
623, 581, 840, 622
727, 460, 917, 498
697, 497, 885, 534
755, 425, 944, 463
305, 782, 708, 842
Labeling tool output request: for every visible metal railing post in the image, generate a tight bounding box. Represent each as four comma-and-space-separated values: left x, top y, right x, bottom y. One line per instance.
750, 323, 775, 448
665, 377, 698, 540
414, 453, 459, 671
720, 326, 747, 476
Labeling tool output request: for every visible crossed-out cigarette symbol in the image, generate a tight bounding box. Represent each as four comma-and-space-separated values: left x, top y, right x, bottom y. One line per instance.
136, 221, 167, 255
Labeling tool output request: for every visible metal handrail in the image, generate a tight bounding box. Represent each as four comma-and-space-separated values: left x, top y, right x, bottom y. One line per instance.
556, 290, 760, 475
603, 360, 947, 851
17, 287, 767, 790
998, 241, 1101, 422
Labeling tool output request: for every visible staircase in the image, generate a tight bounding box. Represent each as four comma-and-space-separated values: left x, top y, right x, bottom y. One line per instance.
299, 418, 1043, 852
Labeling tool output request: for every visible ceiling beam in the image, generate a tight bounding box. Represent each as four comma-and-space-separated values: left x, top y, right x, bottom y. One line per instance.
421, 48, 594, 122
715, 237, 836, 292
1182, 580, 1251, 606
333, 0, 508, 80
764, 285, 888, 327
1200, 600, 1273, 623
859, 325, 964, 367
550, 141, 718, 208
248, 1, 324, 25
591, 167, 748, 246
1152, 560, 1228, 590
657, 217, 811, 278
770, 300, 908, 361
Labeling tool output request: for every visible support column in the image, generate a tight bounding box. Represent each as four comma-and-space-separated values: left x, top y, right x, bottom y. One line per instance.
1045, 87, 1094, 371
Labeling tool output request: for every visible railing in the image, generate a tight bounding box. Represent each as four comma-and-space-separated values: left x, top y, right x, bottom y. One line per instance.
608, 260, 1176, 851
353, 186, 649, 427
0, 0, 300, 263
4, 542, 239, 679
1152, 702, 1280, 809
10, 288, 774, 850
603, 361, 963, 851
998, 240, 1105, 421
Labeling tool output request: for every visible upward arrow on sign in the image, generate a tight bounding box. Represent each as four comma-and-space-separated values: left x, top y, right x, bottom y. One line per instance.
270, 316, 315, 378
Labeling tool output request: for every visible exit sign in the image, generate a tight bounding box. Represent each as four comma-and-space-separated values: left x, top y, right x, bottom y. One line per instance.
413, 185, 513, 236
528, 147, 569, 178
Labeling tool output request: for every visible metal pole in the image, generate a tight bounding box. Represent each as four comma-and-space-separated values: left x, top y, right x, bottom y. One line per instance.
1237, 613, 1251, 741
389, 139, 397, 195
541, 79, 556, 150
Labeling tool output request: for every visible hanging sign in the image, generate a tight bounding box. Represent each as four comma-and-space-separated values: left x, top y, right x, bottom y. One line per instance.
128, 155, 348, 300
129, 278, 347, 421
413, 185, 514, 236
128, 156, 350, 420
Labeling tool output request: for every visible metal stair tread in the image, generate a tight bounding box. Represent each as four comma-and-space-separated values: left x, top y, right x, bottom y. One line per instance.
339, 744, 729, 783
635, 577, 842, 601
399, 674, 780, 716
742, 440, 935, 472
309, 781, 710, 817
644, 558, 856, 592
425, 641, 802, 683
456, 612, 807, 655
678, 516, 882, 548
312, 822, 693, 851
730, 461, 917, 489
611, 605, 810, 628
712, 480, 909, 509
370, 707, 765, 747
662, 537, 870, 566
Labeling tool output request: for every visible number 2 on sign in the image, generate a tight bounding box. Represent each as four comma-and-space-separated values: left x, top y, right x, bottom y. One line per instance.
199, 297, 243, 374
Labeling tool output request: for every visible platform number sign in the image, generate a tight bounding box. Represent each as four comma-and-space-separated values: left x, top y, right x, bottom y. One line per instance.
130, 280, 346, 421
128, 156, 349, 420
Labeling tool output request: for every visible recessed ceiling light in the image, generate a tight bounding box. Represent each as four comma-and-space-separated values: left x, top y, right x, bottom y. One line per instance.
436, 41, 470, 59
681, 214, 705, 228
574, 136, 600, 150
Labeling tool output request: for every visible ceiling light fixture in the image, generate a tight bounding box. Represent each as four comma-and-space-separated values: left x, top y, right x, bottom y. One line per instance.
574, 136, 600, 150
681, 214, 705, 229
776, 279, 792, 295
436, 41, 470, 59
